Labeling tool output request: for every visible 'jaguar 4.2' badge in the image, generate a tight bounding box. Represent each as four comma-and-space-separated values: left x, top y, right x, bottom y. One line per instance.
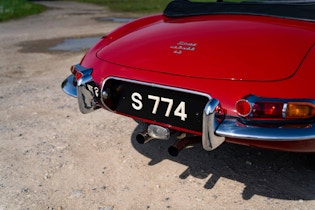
170, 41, 197, 54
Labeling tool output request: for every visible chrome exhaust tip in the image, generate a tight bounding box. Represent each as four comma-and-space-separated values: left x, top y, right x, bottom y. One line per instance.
168, 137, 201, 157
136, 124, 171, 144
136, 130, 153, 144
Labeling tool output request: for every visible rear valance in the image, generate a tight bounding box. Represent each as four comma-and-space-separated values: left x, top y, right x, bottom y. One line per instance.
164, 0, 315, 22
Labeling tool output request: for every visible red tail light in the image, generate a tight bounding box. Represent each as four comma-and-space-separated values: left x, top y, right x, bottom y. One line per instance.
252, 102, 284, 118
235, 99, 252, 117
235, 96, 315, 120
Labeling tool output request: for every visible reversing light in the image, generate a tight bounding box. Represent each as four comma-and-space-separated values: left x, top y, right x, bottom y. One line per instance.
235, 99, 252, 117
286, 102, 315, 119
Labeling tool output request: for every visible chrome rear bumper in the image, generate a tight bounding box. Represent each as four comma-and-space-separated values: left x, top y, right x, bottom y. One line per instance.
61, 75, 77, 98
62, 65, 315, 151
216, 119, 315, 141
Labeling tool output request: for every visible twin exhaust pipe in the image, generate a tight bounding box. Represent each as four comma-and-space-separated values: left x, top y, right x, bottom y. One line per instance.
136, 124, 200, 156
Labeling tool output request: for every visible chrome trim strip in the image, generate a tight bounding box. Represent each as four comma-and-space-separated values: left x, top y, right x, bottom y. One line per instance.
101, 76, 212, 99
61, 75, 77, 98
282, 103, 288, 118
202, 99, 225, 151
216, 119, 315, 141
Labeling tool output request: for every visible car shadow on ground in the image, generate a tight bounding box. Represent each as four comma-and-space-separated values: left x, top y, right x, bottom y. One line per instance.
131, 124, 315, 201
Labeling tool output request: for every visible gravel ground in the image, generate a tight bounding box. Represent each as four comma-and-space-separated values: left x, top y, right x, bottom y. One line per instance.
0, 1, 314, 210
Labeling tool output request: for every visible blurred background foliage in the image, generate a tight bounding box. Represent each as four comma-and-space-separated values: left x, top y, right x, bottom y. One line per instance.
0, 0, 221, 22
0, 0, 45, 21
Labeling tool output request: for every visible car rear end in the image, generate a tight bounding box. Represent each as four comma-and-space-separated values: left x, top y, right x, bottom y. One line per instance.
62, 0, 315, 154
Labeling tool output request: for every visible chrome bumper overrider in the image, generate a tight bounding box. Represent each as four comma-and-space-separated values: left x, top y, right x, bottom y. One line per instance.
202, 99, 225, 151
62, 65, 315, 151
61, 65, 100, 114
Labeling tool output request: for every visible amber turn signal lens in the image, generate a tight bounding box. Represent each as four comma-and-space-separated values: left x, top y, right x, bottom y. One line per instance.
286, 102, 315, 119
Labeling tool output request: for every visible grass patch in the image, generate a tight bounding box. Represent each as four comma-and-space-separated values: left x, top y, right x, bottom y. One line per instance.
73, 0, 214, 14
0, 0, 241, 22
74, 0, 171, 13
0, 0, 45, 22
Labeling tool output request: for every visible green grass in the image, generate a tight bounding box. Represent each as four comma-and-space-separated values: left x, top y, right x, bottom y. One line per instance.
0, 0, 240, 22
74, 0, 170, 13
0, 0, 45, 22
74, 0, 214, 14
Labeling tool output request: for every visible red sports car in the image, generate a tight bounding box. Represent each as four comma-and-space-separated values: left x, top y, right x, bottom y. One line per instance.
62, 0, 315, 155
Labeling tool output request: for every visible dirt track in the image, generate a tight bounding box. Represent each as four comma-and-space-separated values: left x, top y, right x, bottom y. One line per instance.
0, 1, 314, 209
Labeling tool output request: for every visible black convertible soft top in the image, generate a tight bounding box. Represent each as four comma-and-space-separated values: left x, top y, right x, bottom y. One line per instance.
163, 0, 315, 22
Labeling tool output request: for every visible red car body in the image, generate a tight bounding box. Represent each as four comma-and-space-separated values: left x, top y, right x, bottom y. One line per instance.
62, 0, 315, 155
